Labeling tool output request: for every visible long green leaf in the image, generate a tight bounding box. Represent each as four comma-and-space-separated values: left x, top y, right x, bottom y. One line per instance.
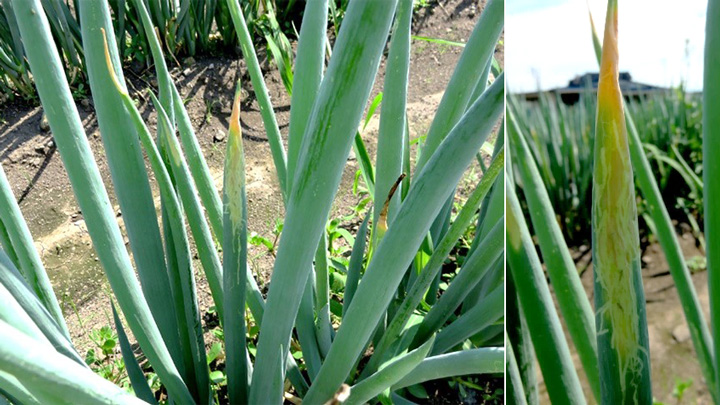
248, 2, 399, 402
506, 180, 585, 404
507, 336, 529, 405
297, 276, 322, 379
111, 303, 157, 404
131, 0, 225, 244
80, 0, 183, 376
0, 386, 18, 405
344, 337, 435, 405
279, 0, 331, 383
304, 74, 504, 404
0, 320, 145, 404
391, 347, 504, 390
109, 70, 209, 401
0, 369, 43, 405
367, 149, 504, 374
12, 2, 193, 402
0, 164, 66, 336
506, 272, 538, 405
430, 283, 503, 355
374, 0, 412, 227
415, 0, 503, 295
286, 0, 327, 192
314, 232, 333, 358
226, 0, 288, 201
0, 251, 82, 365
173, 85, 224, 242
150, 91, 226, 322
468, 56, 494, 108
462, 149, 505, 310
0, 275, 51, 346
0, 220, 19, 270
223, 83, 250, 405
706, 0, 720, 401
508, 107, 600, 400
414, 0, 503, 173
390, 392, 419, 405
354, 133, 376, 198
413, 220, 503, 346
121, 13, 226, 395
103, 31, 213, 401
343, 210, 371, 317
129, 0, 174, 123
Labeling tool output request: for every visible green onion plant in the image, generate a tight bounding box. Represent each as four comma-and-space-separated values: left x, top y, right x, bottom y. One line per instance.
0, 0, 505, 403
508, 0, 718, 403
0, 0, 297, 100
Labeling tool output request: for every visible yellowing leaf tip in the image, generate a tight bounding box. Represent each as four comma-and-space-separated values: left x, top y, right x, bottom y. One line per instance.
230, 81, 242, 136
100, 28, 127, 96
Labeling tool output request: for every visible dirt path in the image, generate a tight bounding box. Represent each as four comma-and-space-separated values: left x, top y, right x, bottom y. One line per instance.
0, 0, 497, 356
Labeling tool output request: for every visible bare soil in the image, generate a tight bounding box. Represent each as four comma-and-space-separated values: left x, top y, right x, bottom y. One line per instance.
0, 0, 500, 400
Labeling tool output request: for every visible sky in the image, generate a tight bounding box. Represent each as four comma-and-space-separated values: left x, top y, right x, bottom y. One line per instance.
506, 0, 707, 93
